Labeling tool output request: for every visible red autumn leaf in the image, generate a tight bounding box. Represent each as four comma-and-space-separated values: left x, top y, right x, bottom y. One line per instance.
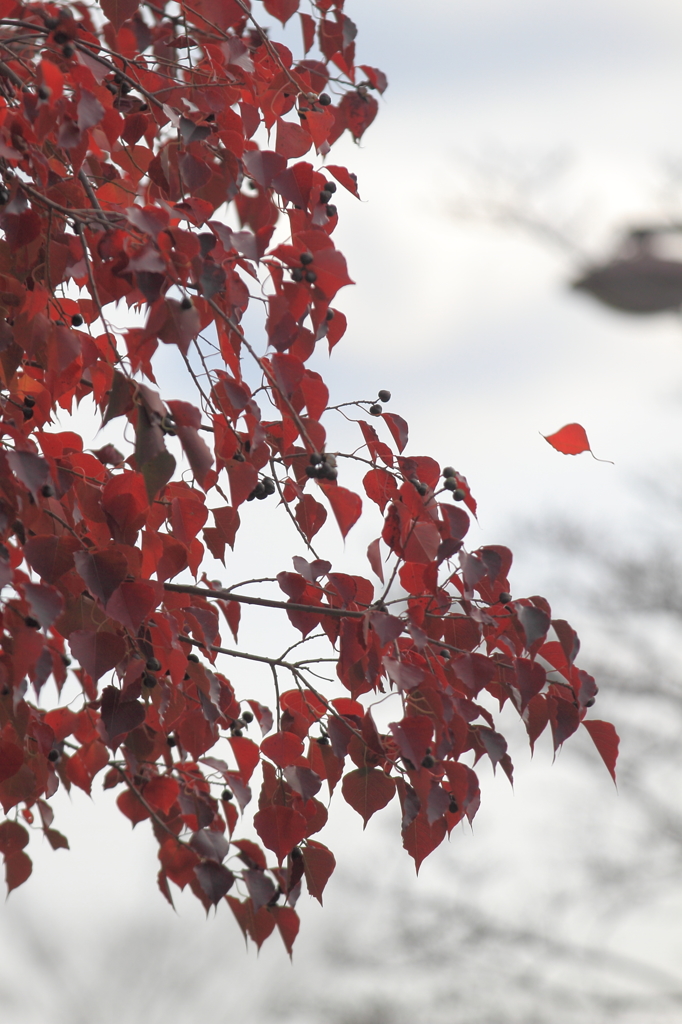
106, 582, 160, 632
276, 118, 312, 159
100, 685, 146, 747
319, 483, 362, 538
5, 850, 32, 893
295, 494, 327, 541
341, 767, 396, 827
0, 741, 25, 785
543, 423, 612, 462
264, 0, 299, 25
22, 582, 63, 629
253, 805, 308, 863
229, 736, 260, 782
101, 0, 138, 30
0, 819, 29, 855
325, 165, 360, 198
270, 904, 300, 956
23, 535, 80, 584
74, 548, 129, 605
382, 412, 409, 453
582, 720, 619, 783
68, 631, 126, 682
301, 839, 336, 904
144, 775, 180, 815
117, 788, 152, 826
159, 840, 199, 889
260, 731, 304, 768
402, 811, 447, 872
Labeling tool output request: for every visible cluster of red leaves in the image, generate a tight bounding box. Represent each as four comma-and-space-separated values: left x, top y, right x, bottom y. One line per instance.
0, 0, 617, 952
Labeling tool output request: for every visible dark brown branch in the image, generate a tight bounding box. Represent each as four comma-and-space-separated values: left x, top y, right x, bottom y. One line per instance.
166, 582, 367, 619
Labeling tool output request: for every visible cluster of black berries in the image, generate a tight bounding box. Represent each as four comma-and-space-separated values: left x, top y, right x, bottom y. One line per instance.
441, 466, 466, 501
141, 656, 162, 692
368, 389, 391, 415
291, 251, 317, 284
318, 179, 337, 218
21, 394, 35, 420
247, 476, 276, 501
229, 709, 253, 739
305, 452, 338, 481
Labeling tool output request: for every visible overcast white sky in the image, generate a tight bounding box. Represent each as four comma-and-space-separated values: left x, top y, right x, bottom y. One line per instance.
5, 2, 682, 1020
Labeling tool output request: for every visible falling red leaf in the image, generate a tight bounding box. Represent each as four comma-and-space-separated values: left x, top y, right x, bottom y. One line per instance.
543, 423, 613, 462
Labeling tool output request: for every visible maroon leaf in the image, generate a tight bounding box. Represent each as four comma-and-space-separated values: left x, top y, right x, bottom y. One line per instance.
68, 631, 126, 682
100, 685, 146, 747
341, 767, 396, 826
0, 741, 24, 785
254, 805, 308, 863
582, 720, 619, 783
74, 548, 129, 605
194, 862, 235, 904
23, 582, 63, 629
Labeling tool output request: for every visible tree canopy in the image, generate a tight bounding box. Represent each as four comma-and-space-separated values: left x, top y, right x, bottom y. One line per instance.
0, 0, 617, 951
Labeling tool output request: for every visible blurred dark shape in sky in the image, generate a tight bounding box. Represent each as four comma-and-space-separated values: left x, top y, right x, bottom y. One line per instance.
572, 227, 682, 313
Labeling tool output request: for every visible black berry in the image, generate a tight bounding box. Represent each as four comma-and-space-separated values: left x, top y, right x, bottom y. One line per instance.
319, 190, 331, 203
180, 296, 193, 310
23, 395, 35, 408
41, 484, 54, 498
290, 846, 303, 860
187, 652, 200, 663
71, 314, 83, 327
443, 478, 457, 491
262, 477, 276, 495
47, 749, 60, 762
442, 466, 456, 478
0, 188, 9, 204
448, 798, 459, 813
24, 616, 39, 629
248, 482, 266, 501
146, 657, 161, 671
167, 736, 177, 747
242, 710, 254, 723
453, 488, 466, 501
378, 389, 391, 403
221, 788, 233, 801
325, 204, 337, 217
310, 452, 323, 465
316, 734, 329, 745
318, 93, 331, 105
498, 592, 512, 604
231, 727, 243, 737
291, 267, 303, 282
585, 697, 596, 707
22, 407, 33, 420
300, 252, 314, 265
369, 403, 382, 416
305, 270, 317, 283
305, 465, 317, 478
323, 180, 336, 193
62, 44, 74, 57
325, 308, 335, 321
143, 674, 157, 689
37, 86, 49, 100
233, 451, 245, 462
421, 755, 435, 769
